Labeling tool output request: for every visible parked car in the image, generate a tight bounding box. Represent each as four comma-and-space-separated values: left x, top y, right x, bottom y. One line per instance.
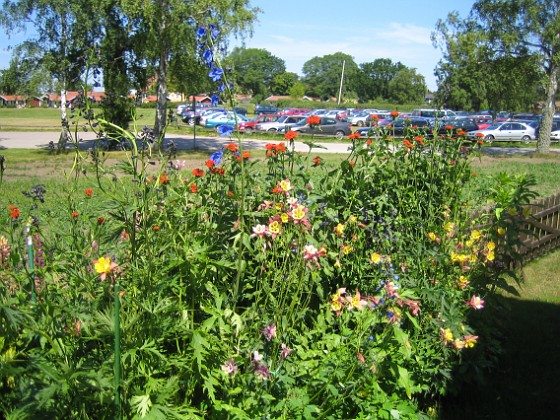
203, 112, 248, 128
428, 117, 480, 138
467, 121, 536, 143
255, 115, 307, 132
350, 111, 373, 127
290, 117, 352, 140
255, 104, 279, 115
182, 107, 225, 125
199, 110, 227, 126
237, 114, 280, 133
410, 108, 457, 121
363, 117, 431, 137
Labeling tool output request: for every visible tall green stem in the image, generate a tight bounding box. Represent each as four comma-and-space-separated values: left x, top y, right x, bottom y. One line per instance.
114, 282, 121, 418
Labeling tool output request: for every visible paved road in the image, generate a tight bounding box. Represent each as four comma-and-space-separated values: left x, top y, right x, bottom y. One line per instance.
0, 131, 354, 154
1, 131, 556, 155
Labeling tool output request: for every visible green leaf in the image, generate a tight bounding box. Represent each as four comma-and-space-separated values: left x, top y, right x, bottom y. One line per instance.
131, 394, 152, 418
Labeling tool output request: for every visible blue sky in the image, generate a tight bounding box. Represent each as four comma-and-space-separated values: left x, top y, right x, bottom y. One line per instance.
0, 0, 475, 91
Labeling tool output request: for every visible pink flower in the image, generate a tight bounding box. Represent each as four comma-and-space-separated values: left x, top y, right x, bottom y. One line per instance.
221, 358, 237, 376
280, 343, 293, 360
260, 323, 276, 341
466, 295, 485, 310
302, 244, 326, 268
251, 224, 269, 238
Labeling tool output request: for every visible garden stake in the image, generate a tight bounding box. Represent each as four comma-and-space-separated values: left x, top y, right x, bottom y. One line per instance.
114, 282, 121, 418
25, 226, 37, 304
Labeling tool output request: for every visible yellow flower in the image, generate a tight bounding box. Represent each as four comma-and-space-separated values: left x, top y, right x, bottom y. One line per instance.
334, 223, 345, 237
94, 256, 113, 275
370, 252, 382, 264
292, 204, 306, 221
486, 241, 496, 251
453, 338, 465, 349
486, 250, 495, 262
428, 232, 437, 242
349, 215, 357, 223
442, 328, 454, 342
497, 227, 506, 235
342, 244, 353, 255
334, 258, 341, 268
281, 213, 289, 223
464, 335, 478, 348
444, 221, 455, 232
458, 275, 469, 289
279, 179, 292, 192
470, 230, 481, 241
269, 221, 281, 235
275, 203, 283, 211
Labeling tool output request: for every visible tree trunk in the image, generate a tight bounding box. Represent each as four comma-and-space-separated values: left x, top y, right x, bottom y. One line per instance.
537, 65, 559, 153
153, 3, 169, 145
154, 50, 168, 143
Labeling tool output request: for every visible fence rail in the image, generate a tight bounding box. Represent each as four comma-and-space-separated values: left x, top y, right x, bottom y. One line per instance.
517, 192, 560, 264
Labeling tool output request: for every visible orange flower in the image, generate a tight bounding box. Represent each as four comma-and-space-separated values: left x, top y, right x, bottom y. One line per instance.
275, 142, 287, 152
225, 142, 239, 152
192, 168, 205, 177
242, 151, 251, 159
97, 217, 105, 224
403, 139, 414, 149
476, 132, 484, 138
8, 205, 20, 219
72, 211, 79, 218
85, 188, 93, 197
348, 132, 361, 140
313, 156, 321, 166
190, 183, 197, 193
413, 136, 425, 145
205, 159, 215, 169
284, 130, 299, 141
370, 114, 379, 122
457, 130, 466, 136
307, 115, 321, 126
390, 110, 399, 119
158, 174, 170, 184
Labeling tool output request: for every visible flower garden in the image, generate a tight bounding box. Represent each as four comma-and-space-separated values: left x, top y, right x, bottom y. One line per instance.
0, 24, 539, 419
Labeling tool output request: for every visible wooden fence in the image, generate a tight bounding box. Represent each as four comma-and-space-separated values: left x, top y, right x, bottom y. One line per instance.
517, 191, 560, 264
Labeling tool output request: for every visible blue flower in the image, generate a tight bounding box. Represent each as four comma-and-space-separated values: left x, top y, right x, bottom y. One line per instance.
209, 24, 219, 40
218, 83, 225, 92
211, 94, 219, 106
208, 66, 223, 82
196, 26, 206, 39
217, 125, 233, 137
210, 150, 223, 165
202, 49, 213, 67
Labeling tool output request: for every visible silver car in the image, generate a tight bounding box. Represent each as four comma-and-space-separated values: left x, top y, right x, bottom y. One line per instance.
467, 121, 536, 143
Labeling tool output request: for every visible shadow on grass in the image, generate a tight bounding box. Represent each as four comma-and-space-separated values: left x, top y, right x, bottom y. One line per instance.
440, 297, 560, 419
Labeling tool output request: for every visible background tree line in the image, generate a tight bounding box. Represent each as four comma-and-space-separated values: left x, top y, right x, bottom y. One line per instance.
0, 0, 559, 151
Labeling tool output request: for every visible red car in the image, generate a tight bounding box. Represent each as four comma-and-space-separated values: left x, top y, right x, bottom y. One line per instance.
237, 114, 280, 133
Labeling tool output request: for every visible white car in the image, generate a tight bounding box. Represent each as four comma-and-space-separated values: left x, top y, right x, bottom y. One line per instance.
550, 130, 560, 141
467, 121, 536, 143
255, 115, 306, 132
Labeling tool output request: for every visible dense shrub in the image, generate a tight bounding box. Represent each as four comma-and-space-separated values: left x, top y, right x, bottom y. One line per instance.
0, 121, 536, 418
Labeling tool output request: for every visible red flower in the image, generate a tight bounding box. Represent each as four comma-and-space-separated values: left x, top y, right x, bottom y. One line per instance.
284, 130, 299, 141
366, 139, 372, 146
85, 188, 93, 197
8, 205, 20, 219
192, 168, 204, 177
313, 156, 321, 166
370, 114, 379, 122
349, 161, 355, 167
211, 167, 225, 176
72, 211, 79, 218
190, 183, 197, 193
390, 110, 399, 119
97, 217, 105, 224
205, 159, 215, 169
307, 115, 321, 126
225, 142, 239, 152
